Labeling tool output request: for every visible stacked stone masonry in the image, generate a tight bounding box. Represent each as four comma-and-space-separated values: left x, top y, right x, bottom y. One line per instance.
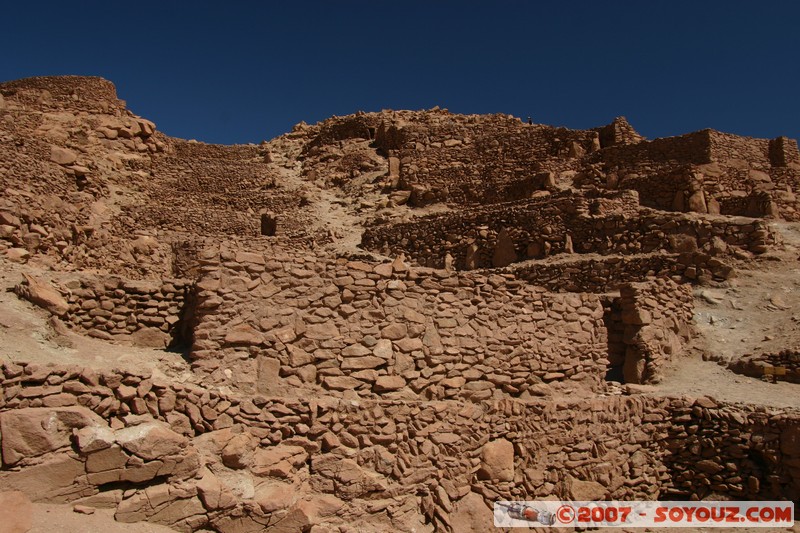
604, 130, 800, 220
361, 190, 773, 273
3, 76, 800, 532
0, 76, 324, 280
61, 276, 193, 348
615, 278, 694, 384
504, 250, 734, 293
187, 244, 611, 399
370, 109, 602, 206
1, 362, 798, 532
729, 351, 800, 384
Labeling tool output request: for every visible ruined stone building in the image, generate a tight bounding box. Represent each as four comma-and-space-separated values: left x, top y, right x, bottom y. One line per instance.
0, 76, 798, 532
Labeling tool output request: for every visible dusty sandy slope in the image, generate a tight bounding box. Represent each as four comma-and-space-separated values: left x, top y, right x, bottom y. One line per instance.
652, 220, 800, 410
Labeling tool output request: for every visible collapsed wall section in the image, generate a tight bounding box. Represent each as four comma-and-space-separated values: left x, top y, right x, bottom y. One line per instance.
187, 245, 609, 399
728, 351, 800, 384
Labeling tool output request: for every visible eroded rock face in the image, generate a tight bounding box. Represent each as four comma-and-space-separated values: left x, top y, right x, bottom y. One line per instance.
114, 422, 188, 461
310, 455, 388, 500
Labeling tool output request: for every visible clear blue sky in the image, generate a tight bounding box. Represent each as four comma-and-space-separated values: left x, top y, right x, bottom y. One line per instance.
2, 1, 798, 145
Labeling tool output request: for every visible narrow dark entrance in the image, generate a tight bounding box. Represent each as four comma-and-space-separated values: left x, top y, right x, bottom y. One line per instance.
602, 295, 626, 382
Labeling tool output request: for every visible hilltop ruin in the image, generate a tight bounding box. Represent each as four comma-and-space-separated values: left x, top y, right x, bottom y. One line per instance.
0, 76, 798, 532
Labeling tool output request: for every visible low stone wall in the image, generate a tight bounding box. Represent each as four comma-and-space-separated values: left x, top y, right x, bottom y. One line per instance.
728, 351, 800, 384
361, 192, 773, 271
188, 245, 609, 398
664, 397, 800, 502
504, 250, 735, 293
1, 362, 798, 532
62, 276, 193, 348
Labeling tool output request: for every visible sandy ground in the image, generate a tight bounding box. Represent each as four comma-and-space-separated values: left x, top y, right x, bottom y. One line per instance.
652, 220, 800, 410
27, 503, 176, 533
0, 259, 194, 383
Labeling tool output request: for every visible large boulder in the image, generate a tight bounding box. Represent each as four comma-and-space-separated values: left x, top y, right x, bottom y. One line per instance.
477, 438, 514, 482
566, 475, 607, 500
14, 274, 69, 316
251, 445, 308, 478
50, 145, 77, 165
0, 455, 89, 503
115, 484, 206, 530
221, 432, 256, 469
114, 421, 188, 461
0, 406, 103, 466
492, 228, 517, 267
450, 491, 495, 533
310, 454, 388, 500
196, 469, 237, 511
255, 482, 296, 513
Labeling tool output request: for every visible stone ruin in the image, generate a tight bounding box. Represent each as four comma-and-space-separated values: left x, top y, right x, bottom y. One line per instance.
0, 76, 798, 532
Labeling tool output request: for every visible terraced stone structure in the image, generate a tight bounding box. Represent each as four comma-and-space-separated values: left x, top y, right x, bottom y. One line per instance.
0, 76, 798, 532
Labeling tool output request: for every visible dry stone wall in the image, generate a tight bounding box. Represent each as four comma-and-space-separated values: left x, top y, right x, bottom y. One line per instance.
0, 76, 127, 114
601, 130, 713, 169
615, 278, 694, 384
1, 362, 799, 532
120, 140, 308, 239
604, 130, 800, 220
187, 244, 609, 399
769, 136, 800, 167
371, 110, 599, 206
664, 397, 800, 502
593, 116, 646, 148
361, 192, 773, 271
60, 276, 193, 348
504, 250, 735, 293
728, 350, 800, 384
